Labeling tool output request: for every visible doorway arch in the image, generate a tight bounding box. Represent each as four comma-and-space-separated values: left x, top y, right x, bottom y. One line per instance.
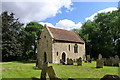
44, 52, 47, 62
62, 52, 66, 62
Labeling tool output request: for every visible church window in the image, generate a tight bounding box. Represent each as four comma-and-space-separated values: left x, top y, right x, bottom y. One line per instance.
57, 52, 58, 56
74, 44, 78, 53
69, 45, 70, 51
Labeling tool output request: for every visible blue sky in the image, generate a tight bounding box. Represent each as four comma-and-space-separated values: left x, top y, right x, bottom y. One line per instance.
40, 2, 118, 25
2, 1, 119, 30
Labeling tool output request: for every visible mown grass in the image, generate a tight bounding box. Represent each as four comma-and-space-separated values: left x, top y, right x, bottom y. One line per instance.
1, 61, 120, 80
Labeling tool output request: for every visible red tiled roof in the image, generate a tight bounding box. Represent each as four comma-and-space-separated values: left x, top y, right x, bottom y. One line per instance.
48, 27, 84, 43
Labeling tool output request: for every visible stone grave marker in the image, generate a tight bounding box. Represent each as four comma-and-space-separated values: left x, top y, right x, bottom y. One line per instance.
96, 59, 104, 68
104, 58, 112, 66
86, 55, 91, 63
40, 62, 48, 80
60, 59, 65, 65
67, 58, 73, 65
47, 66, 58, 79
114, 55, 119, 67
98, 54, 102, 60
76, 57, 82, 66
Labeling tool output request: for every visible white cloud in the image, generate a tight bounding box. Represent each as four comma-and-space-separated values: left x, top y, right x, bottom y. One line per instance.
39, 22, 55, 27
39, 19, 82, 30
2, 0, 73, 23
55, 19, 82, 30
85, 7, 118, 21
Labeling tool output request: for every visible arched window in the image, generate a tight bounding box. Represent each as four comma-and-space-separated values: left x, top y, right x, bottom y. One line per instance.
57, 52, 58, 56
69, 45, 70, 51
74, 44, 78, 53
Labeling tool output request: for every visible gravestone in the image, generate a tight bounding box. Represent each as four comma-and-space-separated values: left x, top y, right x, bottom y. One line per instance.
104, 58, 112, 66
110, 57, 115, 66
40, 64, 47, 80
77, 57, 82, 66
73, 59, 76, 63
60, 59, 65, 65
67, 58, 73, 65
76, 57, 82, 66
98, 54, 102, 60
96, 59, 104, 68
47, 66, 58, 79
86, 55, 91, 63
91, 58, 94, 61
113, 55, 119, 67
40, 62, 48, 80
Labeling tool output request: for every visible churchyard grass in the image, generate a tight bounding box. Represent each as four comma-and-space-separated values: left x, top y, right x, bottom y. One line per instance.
1, 61, 120, 79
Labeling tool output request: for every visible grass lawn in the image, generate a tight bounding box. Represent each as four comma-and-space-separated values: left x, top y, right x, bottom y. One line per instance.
1, 61, 120, 79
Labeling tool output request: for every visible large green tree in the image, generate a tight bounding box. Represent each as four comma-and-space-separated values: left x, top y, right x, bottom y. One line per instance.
21, 22, 44, 60
2, 11, 23, 61
73, 8, 120, 59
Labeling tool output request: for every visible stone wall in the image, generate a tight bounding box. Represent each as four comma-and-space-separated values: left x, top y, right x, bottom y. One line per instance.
52, 41, 86, 63
37, 26, 53, 68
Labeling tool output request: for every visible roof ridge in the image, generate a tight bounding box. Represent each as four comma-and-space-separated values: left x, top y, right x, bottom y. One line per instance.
48, 27, 73, 33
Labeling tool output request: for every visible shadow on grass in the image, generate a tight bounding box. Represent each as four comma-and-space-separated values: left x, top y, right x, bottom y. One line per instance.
31, 77, 40, 80
32, 66, 41, 70
19, 60, 36, 63
10, 60, 37, 64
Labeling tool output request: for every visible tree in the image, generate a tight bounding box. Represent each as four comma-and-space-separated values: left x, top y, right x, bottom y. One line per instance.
2, 11, 24, 61
73, 8, 120, 59
21, 22, 44, 60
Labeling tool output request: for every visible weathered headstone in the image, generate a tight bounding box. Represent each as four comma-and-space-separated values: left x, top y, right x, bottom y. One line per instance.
73, 59, 76, 63
104, 58, 112, 66
60, 59, 65, 65
98, 54, 102, 60
86, 55, 90, 60
113, 55, 119, 67
76, 57, 82, 66
67, 58, 73, 65
91, 58, 94, 61
40, 62, 48, 80
40, 66, 47, 80
47, 66, 58, 79
86, 55, 91, 63
96, 59, 104, 68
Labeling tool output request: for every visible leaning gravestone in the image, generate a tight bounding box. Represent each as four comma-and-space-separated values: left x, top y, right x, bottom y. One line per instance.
47, 66, 58, 79
40, 62, 48, 80
98, 54, 102, 60
76, 57, 82, 66
67, 58, 73, 65
96, 59, 104, 68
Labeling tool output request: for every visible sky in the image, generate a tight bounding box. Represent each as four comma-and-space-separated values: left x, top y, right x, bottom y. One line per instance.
1, 0, 119, 30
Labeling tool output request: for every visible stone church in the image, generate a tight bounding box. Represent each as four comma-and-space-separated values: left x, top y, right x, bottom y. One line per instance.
37, 25, 86, 68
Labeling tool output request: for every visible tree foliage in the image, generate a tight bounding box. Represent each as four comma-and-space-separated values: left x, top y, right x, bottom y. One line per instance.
73, 8, 120, 59
1, 11, 44, 61
20, 22, 44, 60
2, 11, 24, 61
